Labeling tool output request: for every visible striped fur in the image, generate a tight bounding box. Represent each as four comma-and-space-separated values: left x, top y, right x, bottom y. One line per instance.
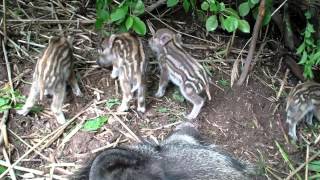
17, 34, 82, 124
149, 28, 211, 119
97, 33, 147, 113
286, 81, 320, 141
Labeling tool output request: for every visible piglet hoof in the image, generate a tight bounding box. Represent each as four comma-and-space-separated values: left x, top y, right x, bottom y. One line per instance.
185, 113, 197, 120
75, 90, 83, 97
117, 104, 129, 112
154, 91, 165, 98
137, 106, 146, 113
55, 113, 66, 124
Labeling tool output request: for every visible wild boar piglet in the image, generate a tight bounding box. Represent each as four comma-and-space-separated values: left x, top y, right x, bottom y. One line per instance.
149, 28, 211, 119
17, 34, 82, 124
286, 81, 320, 141
97, 33, 147, 113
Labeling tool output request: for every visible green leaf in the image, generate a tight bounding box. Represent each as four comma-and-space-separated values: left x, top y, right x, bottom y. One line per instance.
96, 0, 106, 10
306, 23, 315, 34
305, 11, 312, 19
223, 8, 240, 19
296, 42, 305, 55
97, 9, 110, 21
157, 107, 169, 113
218, 2, 225, 11
132, 0, 145, 16
105, 98, 121, 109
209, 2, 218, 12
110, 5, 128, 22
125, 16, 134, 30
250, 0, 260, 5
132, 16, 146, 35
262, 9, 272, 26
311, 51, 320, 64
183, 0, 190, 12
13, 103, 24, 110
218, 79, 229, 87
95, 18, 104, 29
299, 51, 308, 64
0, 105, 11, 112
223, 16, 238, 32
219, 15, 225, 30
0, 98, 9, 107
0, 165, 7, 174
82, 116, 108, 132
201, 1, 209, 11
238, 19, 250, 33
167, 0, 179, 7
190, 0, 196, 9
206, 15, 218, 32
172, 88, 185, 102
309, 160, 320, 172
303, 64, 313, 79
239, 2, 250, 17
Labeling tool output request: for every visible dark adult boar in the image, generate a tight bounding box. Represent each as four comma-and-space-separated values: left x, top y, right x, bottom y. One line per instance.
71, 122, 258, 180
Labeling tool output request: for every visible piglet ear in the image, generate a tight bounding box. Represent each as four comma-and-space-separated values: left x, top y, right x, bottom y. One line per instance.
107, 34, 117, 49
173, 33, 183, 44
159, 33, 172, 46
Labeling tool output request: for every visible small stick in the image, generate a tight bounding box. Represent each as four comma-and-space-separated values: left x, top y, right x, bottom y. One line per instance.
305, 144, 309, 180
2, 38, 15, 103
106, 107, 141, 143
314, 134, 320, 144
276, 69, 289, 100
3, 148, 17, 180
8, 129, 52, 162
2, 0, 7, 43
0, 110, 9, 147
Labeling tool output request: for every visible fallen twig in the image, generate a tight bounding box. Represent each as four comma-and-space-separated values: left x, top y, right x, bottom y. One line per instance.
0, 110, 9, 148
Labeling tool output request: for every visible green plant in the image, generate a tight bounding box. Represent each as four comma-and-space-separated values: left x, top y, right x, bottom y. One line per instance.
309, 159, 320, 179
0, 84, 25, 112
96, 0, 146, 35
218, 79, 229, 87
82, 115, 109, 131
297, 12, 320, 79
157, 107, 169, 113
0, 166, 6, 175
105, 98, 121, 109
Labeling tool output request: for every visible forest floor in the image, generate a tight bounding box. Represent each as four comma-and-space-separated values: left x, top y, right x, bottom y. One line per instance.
0, 1, 319, 179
